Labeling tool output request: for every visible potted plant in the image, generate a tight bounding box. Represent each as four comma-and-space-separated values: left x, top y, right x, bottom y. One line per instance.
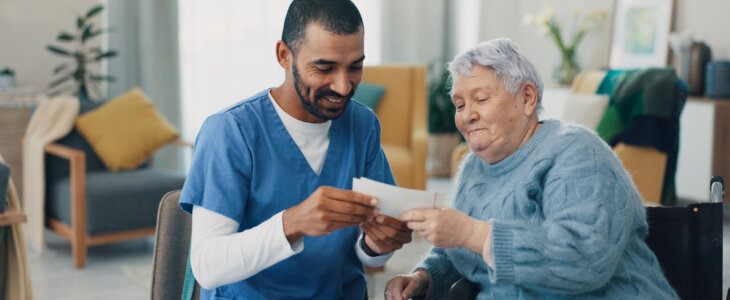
46, 4, 117, 101
0, 67, 15, 90
427, 66, 463, 177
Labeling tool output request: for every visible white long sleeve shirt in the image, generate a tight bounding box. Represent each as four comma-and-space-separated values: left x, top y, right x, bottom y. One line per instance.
190, 92, 393, 289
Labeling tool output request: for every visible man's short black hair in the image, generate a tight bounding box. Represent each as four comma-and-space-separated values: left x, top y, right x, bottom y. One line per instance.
282, 0, 363, 54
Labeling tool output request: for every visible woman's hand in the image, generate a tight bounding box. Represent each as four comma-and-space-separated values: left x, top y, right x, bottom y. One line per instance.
384, 269, 430, 300
399, 207, 491, 252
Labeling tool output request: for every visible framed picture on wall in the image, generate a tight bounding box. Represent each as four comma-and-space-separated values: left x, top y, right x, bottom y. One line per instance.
609, 0, 674, 69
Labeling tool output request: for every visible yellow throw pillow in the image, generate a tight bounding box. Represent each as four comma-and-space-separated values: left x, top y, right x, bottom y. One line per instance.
75, 87, 179, 171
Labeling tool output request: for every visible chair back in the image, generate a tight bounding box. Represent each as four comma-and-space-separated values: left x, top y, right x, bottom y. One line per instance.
0, 162, 9, 248
150, 190, 199, 300
644, 203, 723, 300
362, 65, 426, 149
43, 101, 151, 184
0, 161, 9, 213
43, 101, 108, 181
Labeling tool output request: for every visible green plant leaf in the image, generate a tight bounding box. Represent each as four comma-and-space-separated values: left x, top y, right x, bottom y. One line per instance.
86, 4, 103, 18
89, 74, 115, 82
81, 24, 93, 42
53, 63, 69, 74
57, 32, 75, 42
48, 75, 71, 89
46, 45, 73, 56
76, 17, 85, 29
93, 50, 117, 61
86, 29, 104, 40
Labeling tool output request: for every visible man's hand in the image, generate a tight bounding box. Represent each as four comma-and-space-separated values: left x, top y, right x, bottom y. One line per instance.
360, 215, 412, 255
399, 207, 490, 252
283, 186, 378, 244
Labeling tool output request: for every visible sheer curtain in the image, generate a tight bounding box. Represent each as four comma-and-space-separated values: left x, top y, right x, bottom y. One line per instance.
104, 0, 182, 172
178, 0, 382, 169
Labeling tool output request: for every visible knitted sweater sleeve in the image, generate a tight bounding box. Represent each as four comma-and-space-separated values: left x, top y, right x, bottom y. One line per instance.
417, 246, 464, 300
489, 150, 643, 294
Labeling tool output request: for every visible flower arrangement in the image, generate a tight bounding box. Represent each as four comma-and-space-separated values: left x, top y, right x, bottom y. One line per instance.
523, 4, 606, 85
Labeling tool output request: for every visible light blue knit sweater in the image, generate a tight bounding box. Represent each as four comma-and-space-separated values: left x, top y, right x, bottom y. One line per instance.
419, 120, 678, 299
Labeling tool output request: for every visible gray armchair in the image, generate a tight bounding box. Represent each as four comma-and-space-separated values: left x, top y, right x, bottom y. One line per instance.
39, 101, 187, 268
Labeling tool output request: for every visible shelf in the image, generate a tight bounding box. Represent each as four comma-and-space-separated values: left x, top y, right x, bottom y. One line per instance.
0, 210, 26, 226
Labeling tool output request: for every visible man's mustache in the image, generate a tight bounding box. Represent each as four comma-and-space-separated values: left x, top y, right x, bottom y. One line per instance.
314, 88, 354, 100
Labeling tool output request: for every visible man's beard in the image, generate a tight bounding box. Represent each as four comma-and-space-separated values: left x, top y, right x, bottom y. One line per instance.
292, 62, 354, 121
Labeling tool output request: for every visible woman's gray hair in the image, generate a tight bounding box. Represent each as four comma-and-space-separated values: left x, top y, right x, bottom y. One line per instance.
448, 38, 543, 112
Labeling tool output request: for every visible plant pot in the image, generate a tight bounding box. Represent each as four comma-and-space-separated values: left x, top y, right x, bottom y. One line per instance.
0, 75, 16, 90
427, 133, 463, 177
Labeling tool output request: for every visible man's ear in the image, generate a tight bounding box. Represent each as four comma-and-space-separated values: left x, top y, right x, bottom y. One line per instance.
521, 82, 538, 116
276, 40, 292, 69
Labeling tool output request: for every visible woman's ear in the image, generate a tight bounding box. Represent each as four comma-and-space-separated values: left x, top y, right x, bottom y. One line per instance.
521, 82, 538, 116
276, 40, 292, 70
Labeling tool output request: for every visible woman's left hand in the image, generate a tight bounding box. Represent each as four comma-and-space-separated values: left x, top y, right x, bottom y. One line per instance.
399, 207, 490, 251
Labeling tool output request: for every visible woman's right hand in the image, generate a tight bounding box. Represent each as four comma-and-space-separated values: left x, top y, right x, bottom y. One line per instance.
384, 269, 430, 300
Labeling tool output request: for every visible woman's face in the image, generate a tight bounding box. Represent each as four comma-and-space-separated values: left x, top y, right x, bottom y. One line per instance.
451, 65, 539, 164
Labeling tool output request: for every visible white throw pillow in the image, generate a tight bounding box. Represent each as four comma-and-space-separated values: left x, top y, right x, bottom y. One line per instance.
559, 93, 610, 131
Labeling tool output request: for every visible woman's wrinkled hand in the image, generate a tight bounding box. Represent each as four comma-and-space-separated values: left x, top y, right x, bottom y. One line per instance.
384, 269, 430, 300
399, 207, 490, 251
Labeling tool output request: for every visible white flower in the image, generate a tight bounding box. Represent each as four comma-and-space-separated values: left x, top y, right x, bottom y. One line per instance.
538, 3, 555, 21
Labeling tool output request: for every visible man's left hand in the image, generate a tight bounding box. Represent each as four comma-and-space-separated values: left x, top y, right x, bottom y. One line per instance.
360, 215, 413, 255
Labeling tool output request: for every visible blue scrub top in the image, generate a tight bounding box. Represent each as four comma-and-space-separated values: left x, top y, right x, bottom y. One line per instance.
180, 89, 396, 299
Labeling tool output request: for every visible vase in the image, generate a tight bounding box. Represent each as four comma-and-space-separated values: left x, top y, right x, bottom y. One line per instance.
427, 133, 463, 177
554, 51, 579, 86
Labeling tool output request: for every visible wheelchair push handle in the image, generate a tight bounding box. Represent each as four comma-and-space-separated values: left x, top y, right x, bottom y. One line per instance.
710, 176, 724, 203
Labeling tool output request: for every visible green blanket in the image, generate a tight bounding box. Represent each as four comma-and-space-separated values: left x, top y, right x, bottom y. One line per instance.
595, 68, 678, 142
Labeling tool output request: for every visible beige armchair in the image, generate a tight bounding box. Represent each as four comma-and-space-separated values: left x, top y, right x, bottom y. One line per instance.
362, 65, 428, 190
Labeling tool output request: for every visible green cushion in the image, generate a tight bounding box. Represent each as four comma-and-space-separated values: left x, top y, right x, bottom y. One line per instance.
353, 82, 385, 110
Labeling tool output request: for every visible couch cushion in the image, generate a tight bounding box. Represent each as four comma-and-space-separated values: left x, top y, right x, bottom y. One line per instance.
46, 168, 185, 235
353, 82, 386, 110
45, 101, 109, 183
75, 87, 179, 171
560, 93, 609, 131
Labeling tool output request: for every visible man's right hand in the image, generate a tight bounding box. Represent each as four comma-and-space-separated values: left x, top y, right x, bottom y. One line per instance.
282, 186, 378, 244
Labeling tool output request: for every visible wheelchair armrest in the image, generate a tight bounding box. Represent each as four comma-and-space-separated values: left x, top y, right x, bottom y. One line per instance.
448, 277, 480, 300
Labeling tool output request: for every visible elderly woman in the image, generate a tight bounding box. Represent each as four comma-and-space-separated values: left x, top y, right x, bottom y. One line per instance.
385, 38, 677, 300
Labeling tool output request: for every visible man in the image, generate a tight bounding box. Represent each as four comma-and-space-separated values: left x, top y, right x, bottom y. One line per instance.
179, 0, 412, 299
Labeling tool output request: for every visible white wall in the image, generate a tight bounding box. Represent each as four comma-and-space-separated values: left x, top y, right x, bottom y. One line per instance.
473, 0, 730, 85
0, 0, 101, 89
381, 0, 449, 65
478, 0, 614, 85
672, 0, 730, 61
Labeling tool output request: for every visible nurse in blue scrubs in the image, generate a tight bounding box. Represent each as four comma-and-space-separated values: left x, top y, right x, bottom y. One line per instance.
179, 0, 413, 299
